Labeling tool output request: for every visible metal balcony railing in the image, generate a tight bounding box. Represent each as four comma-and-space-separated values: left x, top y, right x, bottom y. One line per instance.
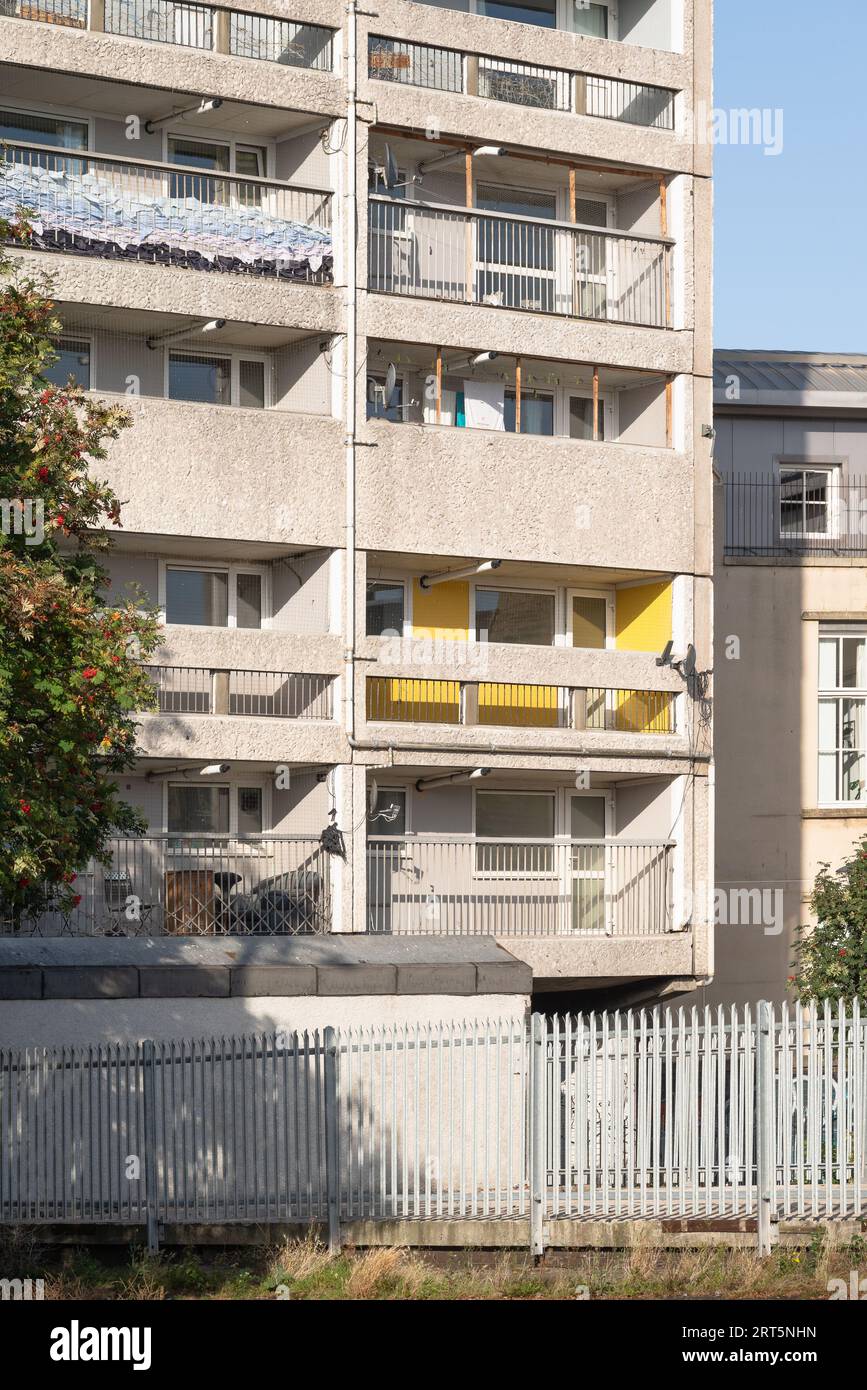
368, 197, 672, 328
5, 836, 331, 937
142, 666, 334, 719
368, 36, 676, 129
724, 476, 867, 558
366, 836, 675, 936
0, 0, 336, 70
366, 678, 676, 734
0, 141, 333, 281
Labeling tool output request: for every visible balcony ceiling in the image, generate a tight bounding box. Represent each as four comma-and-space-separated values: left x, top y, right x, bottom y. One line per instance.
374, 134, 658, 196
1, 64, 323, 139
367, 342, 666, 392
365, 553, 667, 588
55, 302, 320, 350
102, 532, 326, 561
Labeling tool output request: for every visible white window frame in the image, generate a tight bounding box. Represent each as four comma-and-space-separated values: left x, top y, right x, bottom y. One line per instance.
565, 585, 616, 650
777, 458, 842, 542
163, 777, 271, 838
366, 577, 409, 638
0, 100, 93, 150
163, 130, 273, 179
159, 560, 271, 630
165, 349, 271, 409
467, 0, 618, 40
817, 625, 867, 808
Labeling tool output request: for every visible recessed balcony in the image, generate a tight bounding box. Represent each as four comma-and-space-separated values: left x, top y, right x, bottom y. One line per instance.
365, 676, 676, 733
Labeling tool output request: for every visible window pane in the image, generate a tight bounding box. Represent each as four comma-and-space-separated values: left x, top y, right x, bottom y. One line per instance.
475, 791, 554, 839
0, 109, 88, 149
841, 699, 866, 751
569, 2, 608, 37
236, 573, 262, 629
366, 581, 405, 635
476, 184, 557, 219
238, 787, 263, 835
570, 796, 606, 839
368, 787, 407, 833
570, 396, 604, 440
238, 359, 266, 409
572, 595, 607, 649
44, 338, 90, 389
167, 137, 230, 172
166, 568, 229, 626
818, 699, 838, 752
841, 752, 866, 802
804, 472, 830, 534
504, 391, 554, 436
475, 589, 555, 645
477, 0, 556, 29
167, 784, 230, 833
818, 638, 838, 690
841, 637, 867, 689
235, 146, 266, 178
169, 353, 231, 406
818, 753, 837, 804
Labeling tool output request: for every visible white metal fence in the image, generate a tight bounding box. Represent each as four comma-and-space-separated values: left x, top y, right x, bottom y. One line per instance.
1, 1004, 863, 1249
368, 197, 671, 328
366, 837, 674, 937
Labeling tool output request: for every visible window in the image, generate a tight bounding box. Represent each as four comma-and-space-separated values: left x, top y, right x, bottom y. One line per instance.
164, 565, 266, 628
504, 390, 554, 436
567, 1, 609, 37
475, 790, 555, 872
478, 0, 556, 27
0, 108, 88, 173
166, 136, 268, 203
44, 337, 91, 390
237, 787, 263, 835
779, 465, 839, 539
367, 581, 405, 636
168, 352, 267, 409
569, 395, 605, 441
818, 628, 867, 805
475, 589, 555, 645
368, 787, 407, 833
168, 784, 230, 835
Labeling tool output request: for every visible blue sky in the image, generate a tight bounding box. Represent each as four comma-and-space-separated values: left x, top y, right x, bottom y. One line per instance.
714, 1, 867, 350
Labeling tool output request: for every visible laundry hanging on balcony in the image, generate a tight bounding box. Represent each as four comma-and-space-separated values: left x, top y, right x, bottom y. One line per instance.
0, 162, 333, 282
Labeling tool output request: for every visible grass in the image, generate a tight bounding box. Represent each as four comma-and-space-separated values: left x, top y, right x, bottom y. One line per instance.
2, 1229, 866, 1300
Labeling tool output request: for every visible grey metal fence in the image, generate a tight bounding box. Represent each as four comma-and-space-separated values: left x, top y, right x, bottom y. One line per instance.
142, 666, 334, 719
367, 35, 675, 128
8, 835, 331, 938
724, 475, 867, 557
1, 1003, 864, 1249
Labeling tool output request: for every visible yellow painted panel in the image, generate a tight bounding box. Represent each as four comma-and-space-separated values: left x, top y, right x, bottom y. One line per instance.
412, 580, 470, 641
615, 581, 672, 654
478, 683, 560, 728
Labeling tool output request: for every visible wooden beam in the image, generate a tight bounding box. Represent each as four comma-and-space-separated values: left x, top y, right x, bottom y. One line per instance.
515, 357, 522, 434
435, 346, 442, 426
592, 366, 599, 442
568, 168, 577, 224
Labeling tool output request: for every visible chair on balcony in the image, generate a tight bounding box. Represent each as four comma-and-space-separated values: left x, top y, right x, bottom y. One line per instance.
102, 871, 155, 937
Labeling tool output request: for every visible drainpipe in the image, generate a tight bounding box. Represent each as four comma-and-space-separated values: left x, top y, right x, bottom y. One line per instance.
343, 0, 359, 928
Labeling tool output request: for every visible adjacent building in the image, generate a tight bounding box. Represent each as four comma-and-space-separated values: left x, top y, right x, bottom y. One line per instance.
703, 350, 867, 1006
0, 0, 714, 1035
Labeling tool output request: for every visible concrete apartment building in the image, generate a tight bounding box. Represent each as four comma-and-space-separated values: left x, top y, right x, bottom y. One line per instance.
700, 351, 867, 1007
0, 0, 714, 1040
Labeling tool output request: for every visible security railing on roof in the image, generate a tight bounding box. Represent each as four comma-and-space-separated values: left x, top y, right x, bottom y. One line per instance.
368, 36, 676, 129
724, 475, 867, 558
0, 142, 333, 281
368, 196, 672, 328
0, 0, 336, 70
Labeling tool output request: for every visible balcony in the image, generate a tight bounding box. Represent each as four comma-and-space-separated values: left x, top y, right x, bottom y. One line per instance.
143, 666, 334, 719
0, 0, 336, 71
366, 677, 676, 733
367, 835, 674, 936
368, 196, 671, 328
411, 0, 677, 54
724, 475, 867, 559
10, 835, 331, 937
368, 36, 676, 129
1, 143, 333, 283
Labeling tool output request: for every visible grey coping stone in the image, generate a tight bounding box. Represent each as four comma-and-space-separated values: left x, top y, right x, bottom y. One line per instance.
316, 964, 398, 995
230, 966, 318, 997
475, 960, 534, 994
395, 964, 477, 995
42, 967, 139, 999
139, 967, 230, 998
0, 968, 43, 999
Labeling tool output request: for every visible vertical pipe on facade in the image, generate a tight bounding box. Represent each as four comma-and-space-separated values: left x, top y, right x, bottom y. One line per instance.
344, 0, 359, 920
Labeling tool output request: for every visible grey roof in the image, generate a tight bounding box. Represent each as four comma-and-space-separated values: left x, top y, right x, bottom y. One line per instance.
714, 351, 867, 408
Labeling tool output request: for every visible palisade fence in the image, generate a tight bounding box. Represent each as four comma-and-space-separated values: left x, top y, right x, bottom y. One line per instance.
1, 1002, 865, 1251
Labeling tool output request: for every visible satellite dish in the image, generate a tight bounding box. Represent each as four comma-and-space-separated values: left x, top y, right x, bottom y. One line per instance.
384, 144, 399, 190
368, 779, 379, 817
385, 362, 397, 407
